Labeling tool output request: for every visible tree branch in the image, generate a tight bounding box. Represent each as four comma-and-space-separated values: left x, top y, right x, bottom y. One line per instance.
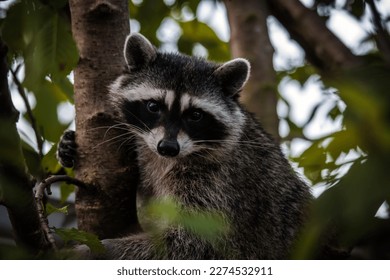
34, 175, 90, 251
366, 0, 390, 65
10, 66, 44, 160
224, 0, 279, 140
267, 0, 363, 73
0, 37, 49, 254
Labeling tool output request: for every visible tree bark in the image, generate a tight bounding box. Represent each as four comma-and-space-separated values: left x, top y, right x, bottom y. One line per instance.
267, 0, 362, 72
224, 0, 279, 140
69, 0, 140, 238
0, 38, 48, 253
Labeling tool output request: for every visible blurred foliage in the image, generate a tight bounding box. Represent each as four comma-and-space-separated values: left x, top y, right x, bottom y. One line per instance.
143, 197, 229, 244
0, 0, 76, 181
287, 63, 390, 258
1, 0, 389, 259
55, 227, 105, 254
46, 203, 68, 216
279, 0, 390, 258
129, 0, 229, 61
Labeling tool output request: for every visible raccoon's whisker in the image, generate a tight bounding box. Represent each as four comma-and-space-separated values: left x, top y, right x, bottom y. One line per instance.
122, 108, 152, 133
85, 123, 142, 147
86, 124, 130, 133
192, 139, 273, 148
193, 151, 213, 162
109, 133, 137, 147
103, 123, 131, 140
108, 121, 146, 136
93, 131, 136, 149
108, 137, 138, 154
203, 149, 224, 165
192, 145, 224, 164
110, 121, 145, 134
117, 136, 138, 152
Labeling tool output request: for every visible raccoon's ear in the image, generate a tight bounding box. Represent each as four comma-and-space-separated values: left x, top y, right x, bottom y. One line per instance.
124, 33, 157, 70
214, 58, 250, 97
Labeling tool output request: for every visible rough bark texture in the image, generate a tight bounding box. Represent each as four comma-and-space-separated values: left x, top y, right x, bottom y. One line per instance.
69, 0, 140, 238
224, 0, 279, 140
267, 0, 362, 72
0, 38, 48, 253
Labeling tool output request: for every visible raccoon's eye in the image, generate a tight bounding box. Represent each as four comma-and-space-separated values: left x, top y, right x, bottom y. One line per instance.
146, 100, 161, 113
188, 110, 203, 122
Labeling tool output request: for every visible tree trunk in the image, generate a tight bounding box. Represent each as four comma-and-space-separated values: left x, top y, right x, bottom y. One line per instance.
0, 38, 48, 253
69, 0, 140, 238
267, 0, 362, 72
224, 0, 279, 140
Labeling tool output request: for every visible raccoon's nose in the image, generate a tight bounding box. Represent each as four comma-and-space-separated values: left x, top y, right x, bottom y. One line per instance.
157, 139, 180, 157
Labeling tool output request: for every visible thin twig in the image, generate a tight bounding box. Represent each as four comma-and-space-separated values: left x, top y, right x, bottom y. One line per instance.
366, 0, 390, 65
10, 66, 44, 159
34, 175, 90, 251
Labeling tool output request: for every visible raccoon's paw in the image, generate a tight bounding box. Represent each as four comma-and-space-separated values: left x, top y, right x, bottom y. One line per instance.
57, 130, 77, 168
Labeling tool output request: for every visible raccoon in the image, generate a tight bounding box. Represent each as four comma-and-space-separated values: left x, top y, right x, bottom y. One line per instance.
58, 33, 311, 259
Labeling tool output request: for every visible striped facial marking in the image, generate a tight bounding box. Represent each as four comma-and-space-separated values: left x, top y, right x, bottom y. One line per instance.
115, 85, 239, 158
180, 93, 232, 124
111, 82, 176, 110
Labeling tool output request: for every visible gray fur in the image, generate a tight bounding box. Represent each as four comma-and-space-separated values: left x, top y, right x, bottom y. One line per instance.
77, 33, 311, 259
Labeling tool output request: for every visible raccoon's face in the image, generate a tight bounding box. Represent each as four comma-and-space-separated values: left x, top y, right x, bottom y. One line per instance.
109, 33, 250, 159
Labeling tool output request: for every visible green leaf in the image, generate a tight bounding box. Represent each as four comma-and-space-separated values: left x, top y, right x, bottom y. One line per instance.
316, 157, 389, 244
285, 118, 304, 139
145, 197, 180, 226
46, 203, 68, 216
31, 80, 70, 142
1, 0, 35, 54
21, 139, 43, 178
23, 8, 78, 88
326, 129, 360, 161
55, 228, 105, 254
136, 0, 170, 46
41, 143, 62, 174
287, 65, 316, 87
328, 103, 342, 121
3, 0, 78, 87
54, 77, 74, 104
331, 65, 390, 153
60, 182, 75, 204
179, 211, 229, 243
178, 20, 230, 61
144, 198, 228, 242
0, 120, 28, 170
294, 141, 327, 184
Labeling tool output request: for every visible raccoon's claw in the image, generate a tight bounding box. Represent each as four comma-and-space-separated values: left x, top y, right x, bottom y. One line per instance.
57, 130, 77, 168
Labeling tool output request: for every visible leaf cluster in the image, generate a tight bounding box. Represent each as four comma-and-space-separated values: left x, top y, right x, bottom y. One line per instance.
1, 0, 77, 180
